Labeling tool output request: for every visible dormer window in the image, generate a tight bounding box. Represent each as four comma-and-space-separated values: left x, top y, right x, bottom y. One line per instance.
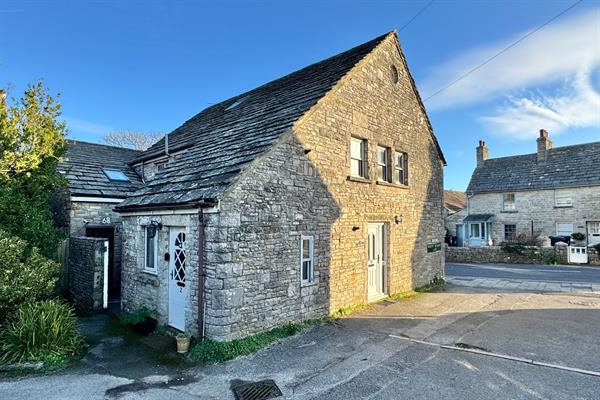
103, 169, 129, 181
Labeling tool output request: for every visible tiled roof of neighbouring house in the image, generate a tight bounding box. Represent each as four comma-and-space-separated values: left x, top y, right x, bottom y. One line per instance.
466, 141, 600, 194
443, 190, 467, 213
59, 140, 143, 198
116, 31, 445, 210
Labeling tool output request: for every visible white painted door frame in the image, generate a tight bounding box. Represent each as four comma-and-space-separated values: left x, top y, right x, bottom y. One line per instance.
102, 240, 109, 310
367, 223, 387, 302
587, 221, 600, 246
168, 227, 187, 331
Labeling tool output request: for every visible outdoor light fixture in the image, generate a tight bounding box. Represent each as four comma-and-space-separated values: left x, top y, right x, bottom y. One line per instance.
147, 221, 163, 238
352, 226, 360, 231
395, 215, 403, 224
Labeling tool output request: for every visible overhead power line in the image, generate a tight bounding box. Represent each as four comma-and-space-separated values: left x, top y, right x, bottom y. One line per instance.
399, 0, 436, 32
423, 0, 584, 102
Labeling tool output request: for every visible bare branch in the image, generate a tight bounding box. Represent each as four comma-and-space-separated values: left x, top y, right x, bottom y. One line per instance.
102, 130, 163, 151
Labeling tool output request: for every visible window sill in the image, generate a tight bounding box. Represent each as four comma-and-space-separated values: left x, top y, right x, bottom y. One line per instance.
347, 176, 371, 184
143, 269, 158, 276
501, 210, 518, 213
301, 280, 317, 288
554, 205, 573, 208
376, 180, 408, 189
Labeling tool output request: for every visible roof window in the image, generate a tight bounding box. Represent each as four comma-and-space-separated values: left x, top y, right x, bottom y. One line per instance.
103, 169, 130, 181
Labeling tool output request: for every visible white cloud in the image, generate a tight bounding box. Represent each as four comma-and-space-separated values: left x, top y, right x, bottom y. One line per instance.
420, 8, 600, 139
64, 116, 114, 137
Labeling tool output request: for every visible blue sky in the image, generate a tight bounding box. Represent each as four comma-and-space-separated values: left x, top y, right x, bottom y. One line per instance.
1, 0, 599, 190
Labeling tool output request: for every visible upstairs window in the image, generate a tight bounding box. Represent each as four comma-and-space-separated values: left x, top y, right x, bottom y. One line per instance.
350, 137, 367, 178
156, 162, 167, 172
394, 151, 408, 185
300, 236, 314, 284
503, 193, 516, 211
555, 190, 573, 207
376, 146, 390, 182
104, 169, 130, 181
144, 226, 158, 273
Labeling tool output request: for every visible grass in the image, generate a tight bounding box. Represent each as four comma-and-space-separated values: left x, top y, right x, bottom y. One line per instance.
188, 318, 331, 364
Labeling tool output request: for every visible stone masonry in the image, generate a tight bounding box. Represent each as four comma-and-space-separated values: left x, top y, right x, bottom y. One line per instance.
467, 186, 600, 245
69, 237, 106, 312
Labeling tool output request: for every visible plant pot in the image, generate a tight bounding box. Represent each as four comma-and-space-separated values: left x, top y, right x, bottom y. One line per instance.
176, 336, 191, 354
132, 316, 157, 335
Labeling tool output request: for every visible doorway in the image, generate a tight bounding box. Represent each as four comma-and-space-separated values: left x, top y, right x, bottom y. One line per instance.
587, 222, 600, 246
168, 227, 187, 331
85, 226, 120, 309
367, 223, 387, 302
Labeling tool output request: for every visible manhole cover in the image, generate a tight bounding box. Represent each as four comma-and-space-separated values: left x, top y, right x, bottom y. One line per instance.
231, 379, 282, 400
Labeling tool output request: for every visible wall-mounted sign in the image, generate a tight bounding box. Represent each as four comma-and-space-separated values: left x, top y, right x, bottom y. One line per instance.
102, 216, 111, 224
427, 242, 442, 253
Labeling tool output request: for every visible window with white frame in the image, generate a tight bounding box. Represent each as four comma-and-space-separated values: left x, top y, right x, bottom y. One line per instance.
394, 151, 408, 185
376, 146, 390, 182
556, 223, 574, 237
144, 226, 159, 273
555, 190, 573, 207
300, 235, 314, 284
350, 137, 367, 178
503, 193, 516, 211
470, 223, 481, 238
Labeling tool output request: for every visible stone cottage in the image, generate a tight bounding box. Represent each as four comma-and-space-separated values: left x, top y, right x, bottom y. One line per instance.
114, 31, 446, 341
459, 130, 600, 248
56, 140, 142, 309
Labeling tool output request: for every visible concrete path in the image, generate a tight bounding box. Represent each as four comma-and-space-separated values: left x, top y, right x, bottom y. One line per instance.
446, 262, 600, 293
2, 285, 600, 399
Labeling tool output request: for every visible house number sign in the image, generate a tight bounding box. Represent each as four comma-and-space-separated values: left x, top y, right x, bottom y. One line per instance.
102, 217, 111, 224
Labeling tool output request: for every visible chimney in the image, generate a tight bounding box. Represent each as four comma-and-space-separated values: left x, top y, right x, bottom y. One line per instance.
536, 129, 552, 162
476, 140, 488, 167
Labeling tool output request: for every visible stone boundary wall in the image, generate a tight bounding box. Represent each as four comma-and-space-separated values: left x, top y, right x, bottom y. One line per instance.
445, 245, 556, 265
69, 237, 106, 312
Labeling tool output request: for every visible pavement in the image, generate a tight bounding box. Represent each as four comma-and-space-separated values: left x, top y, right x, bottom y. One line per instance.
2, 263, 600, 399
446, 262, 600, 293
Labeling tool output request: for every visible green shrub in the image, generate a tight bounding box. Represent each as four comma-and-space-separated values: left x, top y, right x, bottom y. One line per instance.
545, 254, 559, 265
0, 300, 86, 366
571, 232, 585, 241
188, 323, 305, 364
119, 306, 155, 325
0, 230, 59, 322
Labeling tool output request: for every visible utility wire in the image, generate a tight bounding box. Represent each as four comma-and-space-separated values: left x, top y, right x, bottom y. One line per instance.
423, 0, 584, 102
399, 0, 436, 32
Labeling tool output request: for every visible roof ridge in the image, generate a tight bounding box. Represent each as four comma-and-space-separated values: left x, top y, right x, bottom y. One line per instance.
483, 139, 600, 162
67, 139, 143, 153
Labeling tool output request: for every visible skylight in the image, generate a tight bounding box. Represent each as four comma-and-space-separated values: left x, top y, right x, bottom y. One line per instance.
225, 98, 244, 111
103, 169, 130, 181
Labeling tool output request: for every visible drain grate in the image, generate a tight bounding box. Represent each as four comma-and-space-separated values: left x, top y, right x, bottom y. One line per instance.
231, 379, 282, 400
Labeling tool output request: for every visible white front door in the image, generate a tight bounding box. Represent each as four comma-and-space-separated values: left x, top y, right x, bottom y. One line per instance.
168, 227, 187, 331
588, 222, 600, 245
367, 223, 386, 301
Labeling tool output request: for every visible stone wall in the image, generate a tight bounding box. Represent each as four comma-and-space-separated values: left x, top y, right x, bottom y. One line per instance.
120, 213, 201, 334
293, 35, 444, 310
446, 245, 556, 265
69, 237, 106, 312
468, 187, 600, 245
445, 208, 467, 237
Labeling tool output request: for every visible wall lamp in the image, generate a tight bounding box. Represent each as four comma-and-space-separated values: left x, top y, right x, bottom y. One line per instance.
147, 221, 163, 238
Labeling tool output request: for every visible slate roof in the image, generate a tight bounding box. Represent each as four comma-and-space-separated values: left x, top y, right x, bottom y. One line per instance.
59, 140, 143, 198
117, 32, 445, 210
463, 214, 494, 222
467, 141, 600, 194
444, 190, 467, 213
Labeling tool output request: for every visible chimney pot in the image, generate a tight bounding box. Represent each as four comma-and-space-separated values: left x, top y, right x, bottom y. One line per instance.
540, 129, 548, 138
476, 139, 489, 167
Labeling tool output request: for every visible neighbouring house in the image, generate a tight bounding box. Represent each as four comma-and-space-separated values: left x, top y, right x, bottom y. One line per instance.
55, 140, 142, 310
459, 130, 600, 249
443, 190, 467, 245
81, 31, 449, 341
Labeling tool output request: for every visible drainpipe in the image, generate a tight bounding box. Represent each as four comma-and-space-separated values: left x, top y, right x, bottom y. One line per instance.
197, 208, 206, 341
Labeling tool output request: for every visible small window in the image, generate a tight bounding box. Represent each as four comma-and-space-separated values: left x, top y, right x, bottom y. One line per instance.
104, 169, 130, 181
470, 223, 480, 238
300, 235, 314, 284
504, 224, 517, 242
350, 137, 367, 178
394, 151, 408, 185
555, 190, 572, 207
144, 226, 159, 273
390, 65, 399, 84
225, 98, 244, 111
556, 223, 574, 237
376, 146, 390, 182
503, 193, 516, 211
156, 162, 167, 172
